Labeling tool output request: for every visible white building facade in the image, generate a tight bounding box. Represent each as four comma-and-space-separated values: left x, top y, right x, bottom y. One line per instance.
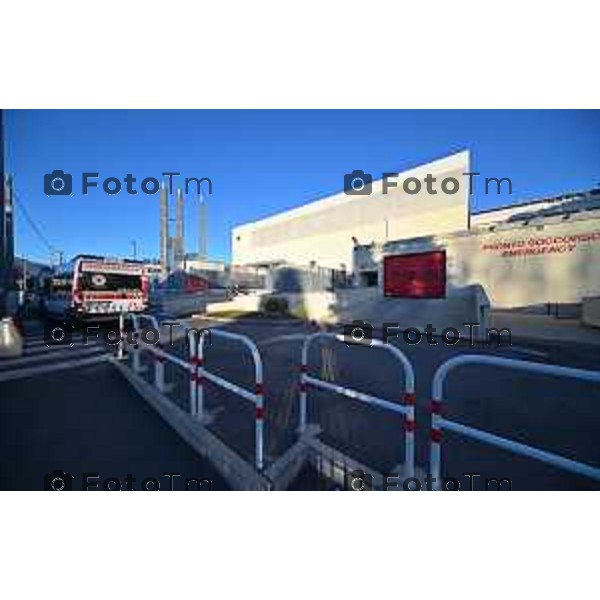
232, 151, 470, 271
232, 150, 600, 309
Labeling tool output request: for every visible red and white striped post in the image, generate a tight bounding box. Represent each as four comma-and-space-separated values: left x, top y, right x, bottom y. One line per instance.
430, 397, 443, 490
403, 392, 416, 480
117, 312, 125, 360
185, 328, 265, 471
299, 361, 308, 433
255, 381, 265, 471
188, 331, 198, 417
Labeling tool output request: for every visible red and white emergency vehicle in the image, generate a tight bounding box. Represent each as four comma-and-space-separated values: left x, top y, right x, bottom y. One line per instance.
40, 255, 148, 321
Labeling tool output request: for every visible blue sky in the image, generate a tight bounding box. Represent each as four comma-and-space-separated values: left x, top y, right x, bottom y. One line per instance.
6, 109, 600, 264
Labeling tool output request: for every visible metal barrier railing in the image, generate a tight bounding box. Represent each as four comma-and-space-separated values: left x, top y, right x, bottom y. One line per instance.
122, 316, 266, 472
121, 312, 175, 391
189, 328, 265, 471
300, 333, 416, 479
429, 354, 600, 489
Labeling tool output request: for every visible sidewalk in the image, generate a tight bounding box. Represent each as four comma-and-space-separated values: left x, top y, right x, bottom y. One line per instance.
0, 359, 229, 490
489, 311, 600, 347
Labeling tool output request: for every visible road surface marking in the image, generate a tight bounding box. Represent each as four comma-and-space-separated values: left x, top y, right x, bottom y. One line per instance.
0, 354, 112, 383
24, 335, 102, 347
0, 344, 108, 370
23, 341, 105, 355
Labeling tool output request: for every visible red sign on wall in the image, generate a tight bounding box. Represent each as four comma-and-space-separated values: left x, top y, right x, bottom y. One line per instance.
383, 251, 446, 298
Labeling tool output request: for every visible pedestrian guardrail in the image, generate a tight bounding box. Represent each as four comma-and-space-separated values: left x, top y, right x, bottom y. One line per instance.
122, 316, 266, 472
121, 313, 167, 387
300, 333, 416, 479
429, 354, 600, 489
116, 317, 600, 489
189, 328, 265, 471
116, 313, 150, 360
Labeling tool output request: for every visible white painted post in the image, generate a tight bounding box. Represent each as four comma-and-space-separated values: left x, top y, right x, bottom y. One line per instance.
404, 392, 416, 481
430, 398, 443, 491
155, 345, 166, 392
299, 363, 308, 434
255, 381, 265, 471
117, 312, 125, 360
132, 331, 142, 373
299, 339, 309, 433
189, 331, 198, 417
196, 331, 208, 421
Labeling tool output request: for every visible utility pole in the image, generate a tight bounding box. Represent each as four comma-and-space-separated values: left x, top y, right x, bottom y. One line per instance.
0, 109, 24, 353
4, 175, 14, 309
21, 256, 27, 305
0, 118, 15, 317
0, 109, 5, 316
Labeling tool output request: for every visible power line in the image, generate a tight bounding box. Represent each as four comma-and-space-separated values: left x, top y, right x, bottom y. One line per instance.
12, 190, 56, 254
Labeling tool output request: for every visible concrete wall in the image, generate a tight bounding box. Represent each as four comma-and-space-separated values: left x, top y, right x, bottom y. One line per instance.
152, 291, 207, 317
205, 294, 263, 315
203, 284, 490, 340
232, 151, 470, 270
284, 285, 490, 339
285, 291, 336, 321
582, 297, 600, 328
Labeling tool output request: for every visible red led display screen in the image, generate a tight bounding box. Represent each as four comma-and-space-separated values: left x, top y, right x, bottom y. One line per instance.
383, 251, 446, 298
